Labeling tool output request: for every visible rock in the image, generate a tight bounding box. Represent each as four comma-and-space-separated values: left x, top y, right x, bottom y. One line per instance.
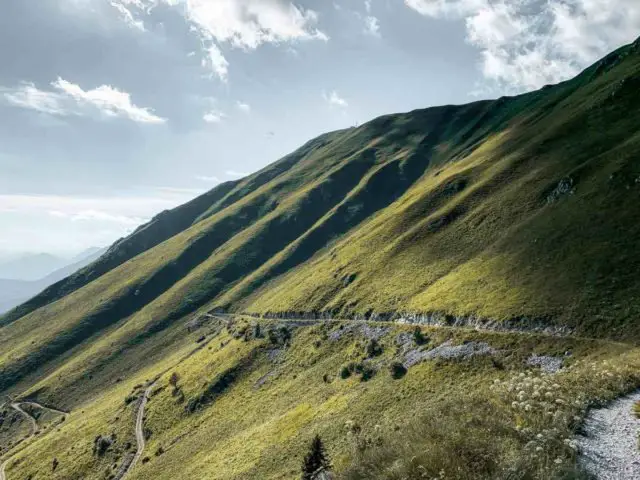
526, 354, 564, 374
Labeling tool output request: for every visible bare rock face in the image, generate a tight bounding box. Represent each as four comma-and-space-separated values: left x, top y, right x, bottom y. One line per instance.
403, 341, 494, 368
546, 177, 575, 204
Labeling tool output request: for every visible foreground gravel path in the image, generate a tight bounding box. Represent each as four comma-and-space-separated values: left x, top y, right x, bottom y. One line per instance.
577, 390, 640, 479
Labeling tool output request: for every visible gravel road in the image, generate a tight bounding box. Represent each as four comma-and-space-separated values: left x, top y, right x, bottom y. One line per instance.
118, 382, 155, 480
577, 390, 640, 479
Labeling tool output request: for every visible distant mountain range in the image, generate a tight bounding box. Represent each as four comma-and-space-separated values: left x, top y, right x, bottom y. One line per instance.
0, 247, 106, 313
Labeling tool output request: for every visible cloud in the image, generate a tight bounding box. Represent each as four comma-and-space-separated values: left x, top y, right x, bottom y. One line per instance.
323, 90, 348, 108
364, 15, 380, 37
49, 209, 145, 225
405, 0, 640, 92
202, 44, 229, 82
0, 193, 182, 227
203, 109, 225, 123
121, 0, 328, 81
171, 0, 328, 49
2, 78, 166, 124
236, 101, 251, 112
363, 0, 380, 36
195, 175, 221, 182
226, 170, 249, 177
109, 1, 146, 31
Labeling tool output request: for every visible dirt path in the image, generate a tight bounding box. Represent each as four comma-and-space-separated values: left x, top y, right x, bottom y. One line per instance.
0, 400, 68, 480
0, 403, 39, 480
117, 382, 156, 480
0, 457, 7, 480
20, 401, 68, 416
9, 403, 38, 435
577, 390, 640, 479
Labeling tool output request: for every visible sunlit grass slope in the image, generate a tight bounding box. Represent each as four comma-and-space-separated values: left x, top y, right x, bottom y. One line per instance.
5, 317, 640, 480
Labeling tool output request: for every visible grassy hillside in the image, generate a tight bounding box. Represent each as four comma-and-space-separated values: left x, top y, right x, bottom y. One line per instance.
1, 38, 640, 479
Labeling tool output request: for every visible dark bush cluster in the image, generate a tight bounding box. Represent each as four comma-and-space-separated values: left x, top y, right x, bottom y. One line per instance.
340, 362, 376, 382
366, 339, 383, 358
389, 362, 407, 379
93, 435, 114, 456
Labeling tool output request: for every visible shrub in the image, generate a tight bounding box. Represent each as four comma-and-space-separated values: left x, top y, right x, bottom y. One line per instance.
169, 372, 180, 387
340, 366, 352, 379
633, 401, 640, 418
366, 339, 383, 358
302, 435, 331, 480
354, 363, 375, 382
93, 436, 112, 456
412, 327, 428, 346
389, 362, 407, 379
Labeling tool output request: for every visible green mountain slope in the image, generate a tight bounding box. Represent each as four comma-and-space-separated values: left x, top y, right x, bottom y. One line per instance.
1, 37, 640, 480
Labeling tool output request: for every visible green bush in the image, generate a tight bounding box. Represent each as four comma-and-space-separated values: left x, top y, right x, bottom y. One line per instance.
412, 327, 428, 346
389, 362, 407, 379
365, 339, 383, 358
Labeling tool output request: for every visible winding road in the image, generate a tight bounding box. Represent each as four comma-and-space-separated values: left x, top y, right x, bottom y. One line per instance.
0, 403, 38, 480
0, 401, 67, 480
117, 382, 156, 480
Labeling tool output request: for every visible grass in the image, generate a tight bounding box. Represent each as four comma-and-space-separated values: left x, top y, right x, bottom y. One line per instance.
4, 318, 640, 479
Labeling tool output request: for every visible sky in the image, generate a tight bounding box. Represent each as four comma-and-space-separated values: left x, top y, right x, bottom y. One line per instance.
1, 0, 639, 257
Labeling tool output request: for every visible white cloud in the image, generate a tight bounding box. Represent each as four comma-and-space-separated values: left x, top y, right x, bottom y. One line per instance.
109, 1, 146, 31
405, 0, 640, 92
364, 15, 380, 37
0, 191, 199, 254
2, 78, 166, 124
202, 44, 229, 82
0, 194, 179, 226
226, 170, 249, 177
236, 101, 251, 112
2, 83, 69, 116
49, 209, 145, 225
323, 90, 348, 108
203, 109, 225, 123
171, 0, 328, 49
195, 175, 221, 182
120, 0, 328, 81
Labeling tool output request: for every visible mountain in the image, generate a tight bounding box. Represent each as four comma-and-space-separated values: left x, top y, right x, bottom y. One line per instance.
0, 247, 107, 314
0, 253, 67, 281
1, 39, 640, 480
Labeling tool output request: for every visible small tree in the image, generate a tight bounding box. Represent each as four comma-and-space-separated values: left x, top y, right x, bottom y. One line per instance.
302, 435, 331, 480
169, 372, 180, 387
413, 327, 428, 346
